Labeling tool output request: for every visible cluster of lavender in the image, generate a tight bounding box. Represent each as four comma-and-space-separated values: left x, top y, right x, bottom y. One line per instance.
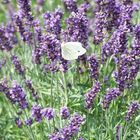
102, 25, 128, 61
44, 9, 63, 37
125, 102, 140, 121
65, 9, 89, 49
16, 0, 33, 23
60, 106, 70, 119
0, 26, 13, 51
31, 104, 42, 122
5, 23, 18, 45
102, 88, 121, 109
93, 0, 120, 44
85, 81, 101, 109
63, 0, 77, 12
131, 25, 140, 56
49, 113, 84, 140
11, 55, 25, 76
25, 80, 38, 101
13, 14, 32, 43
31, 105, 70, 123
113, 53, 140, 91
9, 81, 28, 109
87, 55, 99, 80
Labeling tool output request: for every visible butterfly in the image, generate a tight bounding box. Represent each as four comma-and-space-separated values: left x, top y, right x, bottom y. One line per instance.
61, 42, 86, 60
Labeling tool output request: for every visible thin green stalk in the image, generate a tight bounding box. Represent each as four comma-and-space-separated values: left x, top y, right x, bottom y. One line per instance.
62, 72, 68, 106
24, 110, 36, 140
50, 72, 55, 130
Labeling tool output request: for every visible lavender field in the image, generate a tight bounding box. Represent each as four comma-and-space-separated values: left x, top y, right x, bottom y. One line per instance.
0, 0, 140, 140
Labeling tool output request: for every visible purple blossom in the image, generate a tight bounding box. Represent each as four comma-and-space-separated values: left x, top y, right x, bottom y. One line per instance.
113, 53, 140, 91
125, 102, 140, 121
44, 9, 63, 37
32, 47, 43, 64
0, 26, 13, 51
31, 104, 42, 122
41, 34, 61, 62
11, 55, 25, 76
116, 125, 122, 140
13, 14, 32, 43
66, 11, 89, 49
16, 0, 33, 22
93, 0, 119, 44
25, 117, 33, 126
102, 88, 121, 109
85, 81, 101, 109
25, 79, 39, 101
33, 20, 42, 44
59, 58, 68, 73
15, 118, 23, 128
41, 107, 55, 120
5, 22, 18, 45
60, 106, 70, 119
102, 25, 128, 61
8, 81, 28, 109
43, 62, 59, 73
63, 0, 77, 12
0, 78, 9, 93
49, 113, 84, 140
131, 25, 140, 55
88, 55, 99, 80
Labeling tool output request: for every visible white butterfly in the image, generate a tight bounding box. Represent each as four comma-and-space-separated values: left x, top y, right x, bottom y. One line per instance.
61, 42, 86, 60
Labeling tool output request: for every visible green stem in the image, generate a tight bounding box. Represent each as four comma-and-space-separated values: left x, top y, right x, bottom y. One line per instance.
24, 110, 36, 140
50, 72, 55, 130
62, 72, 68, 106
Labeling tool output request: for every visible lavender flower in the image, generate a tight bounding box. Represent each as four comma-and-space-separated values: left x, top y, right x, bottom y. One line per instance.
85, 81, 101, 109
49, 113, 84, 140
43, 63, 59, 73
25, 117, 33, 126
0, 78, 9, 93
9, 81, 28, 109
0, 26, 13, 51
32, 47, 43, 64
41, 34, 61, 62
88, 55, 99, 80
93, 0, 119, 44
44, 9, 63, 37
60, 106, 70, 119
13, 14, 32, 43
41, 107, 54, 120
125, 102, 140, 121
119, 0, 137, 31
15, 118, 23, 128
33, 20, 42, 44
31, 104, 42, 122
25, 79, 39, 101
16, 0, 33, 22
11, 55, 25, 75
5, 22, 18, 45
66, 11, 88, 49
131, 25, 140, 56
102, 88, 121, 109
102, 25, 128, 61
59, 58, 68, 73
116, 125, 121, 140
63, 0, 77, 12
113, 53, 140, 91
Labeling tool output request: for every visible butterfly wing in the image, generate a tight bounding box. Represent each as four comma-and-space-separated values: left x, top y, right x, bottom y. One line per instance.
64, 42, 86, 56
61, 43, 78, 60
61, 42, 86, 60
